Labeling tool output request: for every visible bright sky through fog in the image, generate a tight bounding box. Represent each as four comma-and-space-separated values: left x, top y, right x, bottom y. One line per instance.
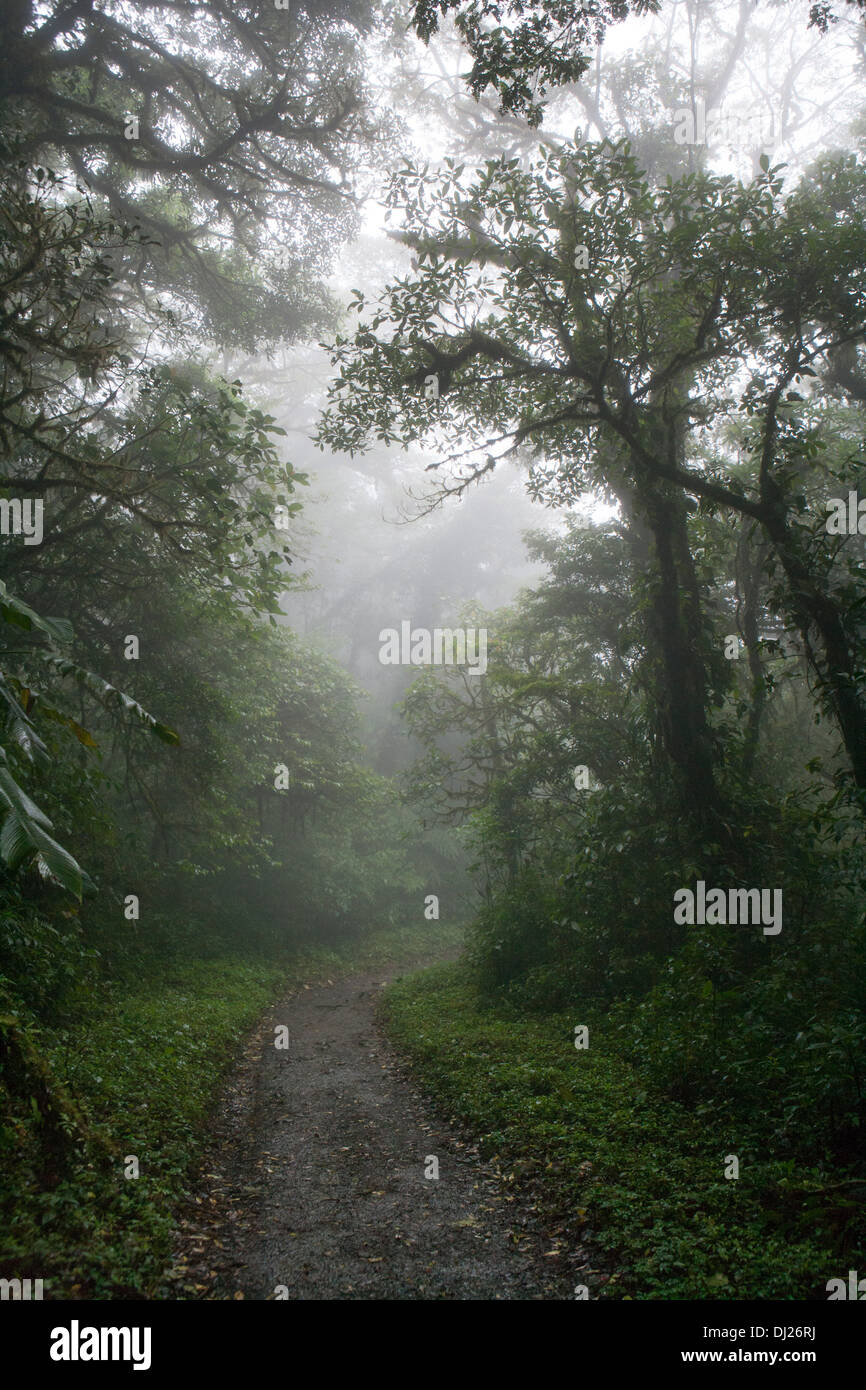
326, 0, 863, 531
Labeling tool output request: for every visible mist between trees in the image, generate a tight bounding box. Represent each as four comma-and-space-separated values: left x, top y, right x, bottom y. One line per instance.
1, 0, 866, 1304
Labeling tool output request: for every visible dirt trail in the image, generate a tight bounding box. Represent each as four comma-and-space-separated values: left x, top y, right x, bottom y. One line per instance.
169, 965, 576, 1300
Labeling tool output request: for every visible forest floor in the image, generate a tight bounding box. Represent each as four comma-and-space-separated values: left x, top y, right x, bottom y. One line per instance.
166, 964, 578, 1299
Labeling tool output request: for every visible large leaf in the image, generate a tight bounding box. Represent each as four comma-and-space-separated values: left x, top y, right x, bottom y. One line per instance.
31, 818, 94, 897
0, 808, 35, 871
29, 701, 99, 749
0, 580, 74, 646
0, 806, 92, 897
43, 656, 180, 745
0, 761, 55, 830
0, 588, 173, 899
0, 748, 91, 896
0, 675, 49, 766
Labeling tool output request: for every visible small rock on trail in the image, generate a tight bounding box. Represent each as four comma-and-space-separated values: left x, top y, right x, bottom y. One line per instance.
169, 967, 576, 1300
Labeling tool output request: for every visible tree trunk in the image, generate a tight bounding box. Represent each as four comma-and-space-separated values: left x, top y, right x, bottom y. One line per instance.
634, 474, 721, 823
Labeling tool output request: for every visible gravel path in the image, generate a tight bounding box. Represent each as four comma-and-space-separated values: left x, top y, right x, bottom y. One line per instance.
168, 966, 576, 1300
